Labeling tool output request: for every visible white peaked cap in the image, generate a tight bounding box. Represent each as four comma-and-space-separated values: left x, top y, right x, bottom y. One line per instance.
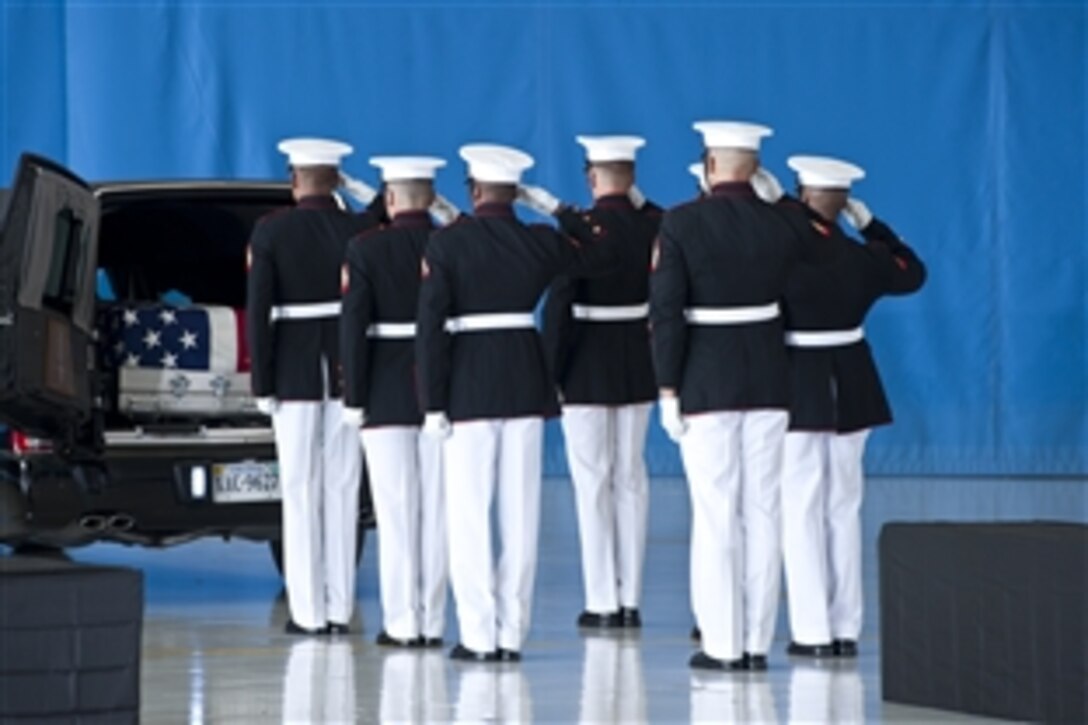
688, 162, 705, 182
787, 155, 866, 189
576, 135, 646, 163
369, 156, 446, 182
278, 137, 353, 167
692, 121, 773, 151
459, 143, 535, 184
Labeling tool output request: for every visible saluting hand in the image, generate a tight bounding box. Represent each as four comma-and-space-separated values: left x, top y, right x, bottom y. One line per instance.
340, 173, 378, 206
429, 194, 461, 226
516, 184, 562, 216
842, 198, 873, 230
750, 167, 784, 204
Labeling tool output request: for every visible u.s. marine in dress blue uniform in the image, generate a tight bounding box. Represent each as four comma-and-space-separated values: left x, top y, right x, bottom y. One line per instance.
246, 138, 384, 635
340, 156, 451, 649
651, 122, 804, 672
773, 155, 925, 660
541, 134, 661, 630
415, 143, 614, 663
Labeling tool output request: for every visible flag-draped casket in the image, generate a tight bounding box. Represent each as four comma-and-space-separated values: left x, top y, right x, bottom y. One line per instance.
99, 304, 257, 417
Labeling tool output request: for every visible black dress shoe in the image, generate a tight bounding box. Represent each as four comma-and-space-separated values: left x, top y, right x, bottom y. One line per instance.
742, 653, 769, 671
832, 639, 858, 657
691, 626, 702, 641
619, 607, 642, 628
449, 643, 498, 662
285, 619, 327, 636
577, 610, 623, 628
376, 630, 419, 647
326, 622, 351, 636
787, 641, 835, 658
496, 648, 521, 662
689, 651, 747, 671
419, 637, 444, 649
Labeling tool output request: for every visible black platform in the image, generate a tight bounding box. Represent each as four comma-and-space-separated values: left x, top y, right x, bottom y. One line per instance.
880, 521, 1087, 724
0, 555, 143, 722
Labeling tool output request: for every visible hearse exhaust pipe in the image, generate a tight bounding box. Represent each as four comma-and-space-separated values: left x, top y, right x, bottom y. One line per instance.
78, 514, 108, 532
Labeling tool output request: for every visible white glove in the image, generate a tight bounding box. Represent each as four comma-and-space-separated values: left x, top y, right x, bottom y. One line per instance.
842, 198, 873, 230
429, 194, 461, 226
628, 184, 647, 210
340, 173, 378, 205
690, 163, 710, 195
256, 397, 278, 416
422, 411, 452, 440
516, 184, 562, 216
659, 396, 687, 443
750, 167, 784, 203
342, 407, 365, 428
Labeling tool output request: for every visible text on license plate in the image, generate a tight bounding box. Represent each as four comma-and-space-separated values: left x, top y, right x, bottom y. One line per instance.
212, 461, 280, 504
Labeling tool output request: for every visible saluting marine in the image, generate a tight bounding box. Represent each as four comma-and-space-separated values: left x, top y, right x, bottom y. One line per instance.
341, 155, 455, 649
415, 143, 612, 663
771, 156, 926, 659
247, 138, 378, 635
542, 135, 661, 630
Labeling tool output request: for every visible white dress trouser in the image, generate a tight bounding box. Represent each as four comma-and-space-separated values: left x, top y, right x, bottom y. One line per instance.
362, 426, 447, 641
781, 429, 870, 644
444, 417, 544, 653
679, 410, 788, 661
273, 398, 363, 630
561, 403, 652, 613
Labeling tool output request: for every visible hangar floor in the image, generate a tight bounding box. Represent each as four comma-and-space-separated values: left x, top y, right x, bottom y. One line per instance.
61, 475, 1080, 722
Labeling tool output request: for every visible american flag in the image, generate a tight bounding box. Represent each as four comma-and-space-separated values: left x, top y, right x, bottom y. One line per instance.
100, 305, 250, 373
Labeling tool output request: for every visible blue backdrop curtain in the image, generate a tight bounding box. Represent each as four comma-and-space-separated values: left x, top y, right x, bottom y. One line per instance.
1, 1, 1084, 476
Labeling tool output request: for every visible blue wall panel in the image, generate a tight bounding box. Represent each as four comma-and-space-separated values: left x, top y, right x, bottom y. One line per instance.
1, 1, 1084, 475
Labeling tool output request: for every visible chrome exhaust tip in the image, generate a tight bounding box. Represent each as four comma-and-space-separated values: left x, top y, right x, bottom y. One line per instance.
107, 514, 136, 532
78, 514, 108, 532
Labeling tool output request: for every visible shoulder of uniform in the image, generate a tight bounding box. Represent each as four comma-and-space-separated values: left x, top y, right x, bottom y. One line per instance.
255, 205, 294, 226
661, 199, 704, 230
642, 201, 665, 217
667, 197, 707, 216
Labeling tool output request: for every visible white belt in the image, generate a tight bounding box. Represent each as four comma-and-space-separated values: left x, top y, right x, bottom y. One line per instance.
445, 312, 536, 334
366, 322, 416, 339
785, 327, 864, 347
571, 303, 650, 322
684, 302, 780, 325
269, 301, 340, 321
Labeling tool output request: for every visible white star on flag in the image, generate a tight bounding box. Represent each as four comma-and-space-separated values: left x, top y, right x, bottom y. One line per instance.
180, 330, 198, 350
123, 309, 139, 327
124, 353, 140, 367
159, 309, 178, 326
113, 340, 125, 355
143, 329, 162, 350
162, 352, 178, 369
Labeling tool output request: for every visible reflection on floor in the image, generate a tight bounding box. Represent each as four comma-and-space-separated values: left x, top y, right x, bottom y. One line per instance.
61, 476, 1080, 722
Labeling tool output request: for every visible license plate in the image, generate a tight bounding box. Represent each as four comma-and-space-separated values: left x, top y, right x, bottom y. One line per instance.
211, 461, 280, 504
